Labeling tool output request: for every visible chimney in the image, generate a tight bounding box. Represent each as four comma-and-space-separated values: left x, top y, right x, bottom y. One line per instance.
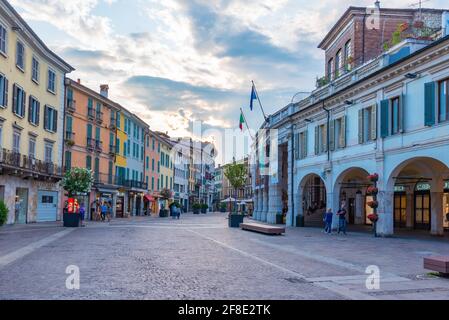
77, 78, 81, 84
374, 1, 380, 10
100, 84, 109, 98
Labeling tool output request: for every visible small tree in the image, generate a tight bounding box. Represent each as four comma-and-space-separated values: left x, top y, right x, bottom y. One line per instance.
224, 163, 248, 214
159, 188, 173, 210
0, 200, 9, 226
61, 168, 94, 197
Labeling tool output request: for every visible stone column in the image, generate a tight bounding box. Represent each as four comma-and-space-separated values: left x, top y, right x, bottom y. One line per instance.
132, 195, 137, 216
112, 194, 118, 219
376, 190, 394, 237
406, 192, 413, 229
431, 192, 444, 236
286, 138, 295, 227
257, 191, 263, 221
267, 183, 282, 224
262, 188, 269, 222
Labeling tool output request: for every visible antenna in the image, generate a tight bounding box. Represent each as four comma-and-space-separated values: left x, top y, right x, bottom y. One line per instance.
409, 0, 430, 19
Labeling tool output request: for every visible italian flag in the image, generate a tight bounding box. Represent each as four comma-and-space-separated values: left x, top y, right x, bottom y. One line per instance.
239, 112, 245, 131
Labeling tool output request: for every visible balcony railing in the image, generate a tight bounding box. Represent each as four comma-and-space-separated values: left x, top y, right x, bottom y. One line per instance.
109, 145, 116, 155
96, 111, 103, 124
110, 118, 117, 130
87, 138, 95, 150
0, 148, 62, 178
67, 100, 76, 113
65, 131, 76, 141
95, 140, 103, 152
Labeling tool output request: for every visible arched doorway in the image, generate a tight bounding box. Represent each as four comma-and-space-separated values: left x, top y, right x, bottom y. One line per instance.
334, 167, 371, 226
388, 157, 449, 235
300, 174, 327, 226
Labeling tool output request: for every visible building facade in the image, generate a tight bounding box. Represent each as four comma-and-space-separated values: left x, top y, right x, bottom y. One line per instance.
0, 1, 73, 224
156, 132, 174, 211
144, 129, 162, 214
252, 5, 449, 237
171, 138, 190, 212
63, 80, 119, 219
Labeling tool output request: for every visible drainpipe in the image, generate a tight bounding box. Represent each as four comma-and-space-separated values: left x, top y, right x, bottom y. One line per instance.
322, 102, 331, 162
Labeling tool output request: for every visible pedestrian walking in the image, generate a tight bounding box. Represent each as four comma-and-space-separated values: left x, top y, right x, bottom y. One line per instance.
100, 201, 108, 222
79, 203, 86, 227
323, 208, 333, 234
176, 205, 181, 220
106, 202, 112, 222
337, 206, 347, 235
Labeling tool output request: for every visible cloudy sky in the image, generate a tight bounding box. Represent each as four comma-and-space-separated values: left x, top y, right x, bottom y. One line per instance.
11, 0, 448, 152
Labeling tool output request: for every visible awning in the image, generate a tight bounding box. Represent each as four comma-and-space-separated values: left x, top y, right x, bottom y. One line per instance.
145, 194, 156, 202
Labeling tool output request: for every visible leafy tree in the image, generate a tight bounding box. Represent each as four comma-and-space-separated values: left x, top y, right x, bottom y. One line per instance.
61, 168, 94, 197
0, 200, 8, 226
224, 163, 247, 213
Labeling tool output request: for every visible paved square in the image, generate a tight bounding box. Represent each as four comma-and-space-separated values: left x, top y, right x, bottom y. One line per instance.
0, 213, 448, 300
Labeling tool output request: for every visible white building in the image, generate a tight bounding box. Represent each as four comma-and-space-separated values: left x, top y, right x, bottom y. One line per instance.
253, 8, 449, 237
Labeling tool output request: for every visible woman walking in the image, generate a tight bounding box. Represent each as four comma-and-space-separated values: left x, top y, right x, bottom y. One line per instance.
323, 208, 333, 234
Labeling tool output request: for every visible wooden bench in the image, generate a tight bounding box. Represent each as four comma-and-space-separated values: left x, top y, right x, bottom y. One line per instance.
424, 256, 449, 275
240, 223, 285, 236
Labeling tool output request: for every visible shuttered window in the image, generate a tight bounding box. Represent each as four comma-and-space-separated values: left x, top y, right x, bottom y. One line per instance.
424, 82, 436, 126
314, 124, 327, 155
438, 79, 449, 123
65, 151, 72, 171
330, 116, 346, 151
296, 131, 308, 159
359, 105, 377, 143
28, 96, 40, 125
0, 74, 8, 108
86, 155, 92, 170
44, 105, 57, 132
12, 84, 26, 117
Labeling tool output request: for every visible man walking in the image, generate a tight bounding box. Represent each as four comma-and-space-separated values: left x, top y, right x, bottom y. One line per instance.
337, 205, 347, 235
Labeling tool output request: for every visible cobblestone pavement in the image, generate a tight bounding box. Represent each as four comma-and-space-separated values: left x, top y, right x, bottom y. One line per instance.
0, 213, 448, 300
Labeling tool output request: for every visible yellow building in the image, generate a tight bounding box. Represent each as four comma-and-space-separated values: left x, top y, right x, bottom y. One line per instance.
155, 132, 174, 210
0, 1, 74, 224
114, 108, 128, 217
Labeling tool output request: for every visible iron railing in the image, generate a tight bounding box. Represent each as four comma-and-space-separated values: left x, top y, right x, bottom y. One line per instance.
0, 148, 61, 177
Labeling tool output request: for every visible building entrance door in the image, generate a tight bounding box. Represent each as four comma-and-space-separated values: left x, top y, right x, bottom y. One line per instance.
443, 188, 449, 230
348, 198, 355, 225
414, 188, 431, 230
394, 192, 407, 228
116, 196, 124, 218
15, 188, 29, 224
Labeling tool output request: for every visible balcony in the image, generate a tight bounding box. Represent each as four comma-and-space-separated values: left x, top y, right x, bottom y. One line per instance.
96, 111, 104, 124
124, 180, 148, 190
110, 117, 117, 130
67, 100, 76, 113
87, 107, 95, 120
95, 140, 103, 153
109, 144, 116, 156
65, 131, 76, 147
0, 148, 62, 180
86, 138, 95, 151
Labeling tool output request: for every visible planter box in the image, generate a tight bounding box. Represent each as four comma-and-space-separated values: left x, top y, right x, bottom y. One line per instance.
193, 209, 200, 215
63, 211, 80, 228
201, 208, 207, 214
296, 215, 305, 227
276, 215, 284, 225
159, 209, 169, 218
229, 214, 244, 228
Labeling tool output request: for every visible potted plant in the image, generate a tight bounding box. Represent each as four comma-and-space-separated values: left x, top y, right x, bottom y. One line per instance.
201, 204, 209, 214
224, 162, 248, 228
367, 200, 379, 209
61, 168, 94, 228
367, 173, 379, 183
366, 186, 379, 196
0, 200, 8, 226
159, 188, 173, 218
193, 203, 201, 215
368, 213, 379, 223
220, 203, 227, 213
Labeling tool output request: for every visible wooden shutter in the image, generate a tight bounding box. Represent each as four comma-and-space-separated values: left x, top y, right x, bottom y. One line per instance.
44, 105, 49, 130
340, 116, 347, 148
322, 124, 328, 153
294, 133, 300, 160
21, 90, 26, 117
86, 155, 92, 170
371, 104, 377, 141
12, 84, 17, 114
53, 110, 58, 132
424, 82, 436, 126
67, 116, 73, 132
380, 100, 389, 138
329, 120, 335, 151
87, 124, 92, 139
4, 78, 8, 107
36, 101, 40, 126
314, 126, 319, 155
303, 131, 308, 158
358, 109, 364, 144
398, 94, 405, 133
28, 96, 33, 123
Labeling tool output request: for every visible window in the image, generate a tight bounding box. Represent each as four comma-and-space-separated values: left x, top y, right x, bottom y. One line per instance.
146, 156, 149, 170
344, 40, 352, 71
28, 137, 36, 159
86, 155, 92, 170
161, 152, 165, 166
47, 69, 56, 93
12, 130, 20, 153
152, 177, 155, 191
116, 112, 121, 129
44, 143, 53, 163
152, 159, 155, 171
28, 96, 40, 125
0, 124, 2, 149
0, 74, 8, 108
116, 138, 120, 154
44, 106, 58, 132
391, 97, 400, 135
335, 50, 342, 78
359, 105, 377, 143
327, 58, 334, 81
152, 139, 155, 150
13, 84, 25, 117
332, 117, 346, 150
295, 131, 308, 160
32, 56, 40, 83
0, 23, 7, 55
16, 41, 25, 70
314, 124, 327, 155
439, 79, 448, 123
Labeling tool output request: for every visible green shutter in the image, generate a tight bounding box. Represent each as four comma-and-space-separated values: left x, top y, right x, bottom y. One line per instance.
399, 94, 405, 133
358, 109, 364, 144
302, 131, 308, 158
96, 127, 101, 141
424, 82, 436, 126
294, 133, 300, 160
329, 120, 335, 151
314, 126, 319, 155
67, 116, 73, 132
340, 116, 347, 148
87, 124, 92, 138
380, 100, 389, 138
86, 155, 92, 170
371, 104, 377, 141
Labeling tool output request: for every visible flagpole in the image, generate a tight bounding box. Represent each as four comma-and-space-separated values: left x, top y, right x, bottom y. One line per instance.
252, 81, 268, 122
240, 107, 254, 140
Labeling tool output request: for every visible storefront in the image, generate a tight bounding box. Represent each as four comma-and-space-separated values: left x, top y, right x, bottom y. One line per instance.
414, 182, 431, 231
444, 181, 449, 230
393, 185, 407, 228
116, 192, 125, 218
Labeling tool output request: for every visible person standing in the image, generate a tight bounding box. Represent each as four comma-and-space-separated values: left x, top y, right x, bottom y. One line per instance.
100, 201, 108, 222
79, 203, 86, 227
106, 202, 112, 222
324, 208, 333, 234
337, 206, 347, 235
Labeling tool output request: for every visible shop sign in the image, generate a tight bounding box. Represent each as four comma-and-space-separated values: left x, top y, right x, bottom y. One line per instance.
416, 182, 431, 191
394, 185, 405, 193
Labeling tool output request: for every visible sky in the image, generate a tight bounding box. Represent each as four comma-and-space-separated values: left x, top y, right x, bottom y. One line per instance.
10, 0, 449, 163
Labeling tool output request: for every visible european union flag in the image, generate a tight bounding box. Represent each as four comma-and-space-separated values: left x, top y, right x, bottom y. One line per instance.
250, 85, 258, 111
